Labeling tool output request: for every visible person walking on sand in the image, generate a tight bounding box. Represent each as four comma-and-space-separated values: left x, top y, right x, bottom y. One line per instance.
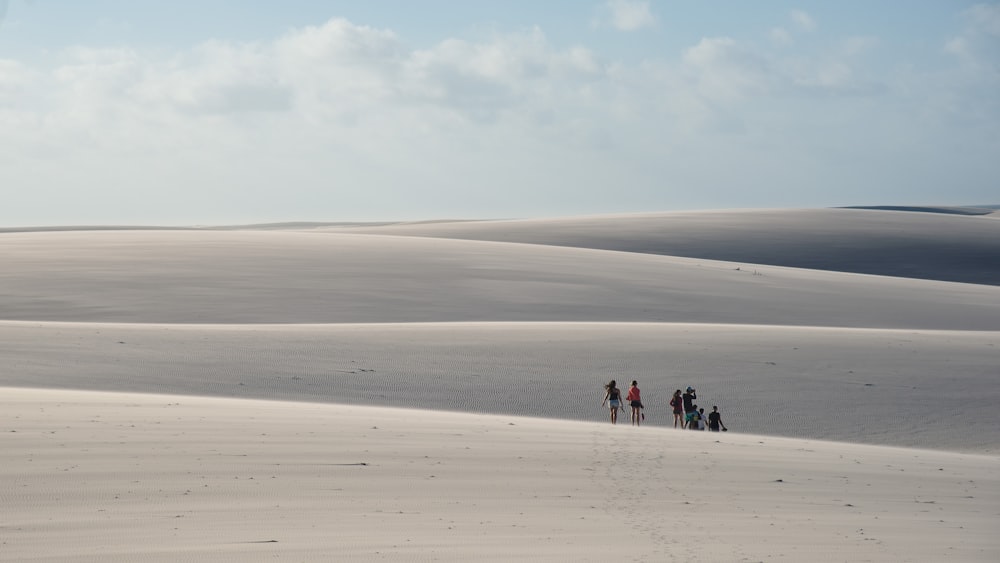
626, 380, 643, 426
669, 389, 683, 428
682, 386, 697, 428
686, 404, 702, 430
601, 380, 623, 424
708, 406, 728, 432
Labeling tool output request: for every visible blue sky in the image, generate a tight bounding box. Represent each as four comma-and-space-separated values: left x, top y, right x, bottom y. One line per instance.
0, 1, 997, 226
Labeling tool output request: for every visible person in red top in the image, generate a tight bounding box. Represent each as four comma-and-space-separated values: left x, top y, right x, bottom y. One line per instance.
669, 389, 683, 428
626, 380, 643, 426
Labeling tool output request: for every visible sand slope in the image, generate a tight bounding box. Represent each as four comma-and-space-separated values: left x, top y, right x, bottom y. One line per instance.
1, 321, 997, 453
3, 388, 998, 562
312, 208, 1000, 286
2, 229, 999, 328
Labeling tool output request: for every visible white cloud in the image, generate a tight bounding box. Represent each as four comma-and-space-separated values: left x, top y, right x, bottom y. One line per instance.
791, 10, 817, 32
0, 19, 630, 224
842, 36, 878, 56
132, 41, 291, 116
604, 0, 657, 31
944, 36, 969, 57
0, 58, 31, 102
966, 3, 1000, 37
274, 17, 401, 63
47, 48, 145, 127
770, 12, 819, 46
682, 37, 771, 102
945, 4, 1000, 67
769, 27, 793, 46
0, 15, 995, 225
793, 61, 853, 90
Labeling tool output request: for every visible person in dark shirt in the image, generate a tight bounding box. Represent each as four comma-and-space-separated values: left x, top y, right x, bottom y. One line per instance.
601, 380, 623, 425
681, 387, 697, 428
669, 389, 683, 428
708, 405, 728, 432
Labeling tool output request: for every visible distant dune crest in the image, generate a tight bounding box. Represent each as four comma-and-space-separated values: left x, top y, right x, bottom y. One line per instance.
840, 205, 999, 216
310, 207, 1000, 286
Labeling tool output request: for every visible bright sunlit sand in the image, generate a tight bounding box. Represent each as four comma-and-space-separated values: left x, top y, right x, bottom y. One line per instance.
3, 388, 998, 562
2, 208, 999, 561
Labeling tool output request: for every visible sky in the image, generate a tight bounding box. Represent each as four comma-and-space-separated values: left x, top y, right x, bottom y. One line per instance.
0, 1, 997, 226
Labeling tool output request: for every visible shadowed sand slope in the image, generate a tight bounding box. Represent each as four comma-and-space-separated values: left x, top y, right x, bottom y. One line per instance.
2, 229, 999, 328
2, 321, 997, 452
840, 205, 998, 216
314, 208, 1000, 286
3, 388, 998, 562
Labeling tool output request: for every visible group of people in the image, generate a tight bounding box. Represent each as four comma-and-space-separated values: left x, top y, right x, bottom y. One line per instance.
600, 379, 644, 426
601, 380, 728, 432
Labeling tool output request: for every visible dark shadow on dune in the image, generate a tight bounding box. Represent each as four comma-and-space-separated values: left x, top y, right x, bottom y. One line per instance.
320, 209, 1000, 286
839, 205, 997, 216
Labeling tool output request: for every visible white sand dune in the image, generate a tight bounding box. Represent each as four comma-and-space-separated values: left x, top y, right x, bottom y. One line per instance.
2, 229, 999, 328
3, 388, 998, 562
2, 209, 999, 561
313, 207, 1000, 286
1, 321, 997, 453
